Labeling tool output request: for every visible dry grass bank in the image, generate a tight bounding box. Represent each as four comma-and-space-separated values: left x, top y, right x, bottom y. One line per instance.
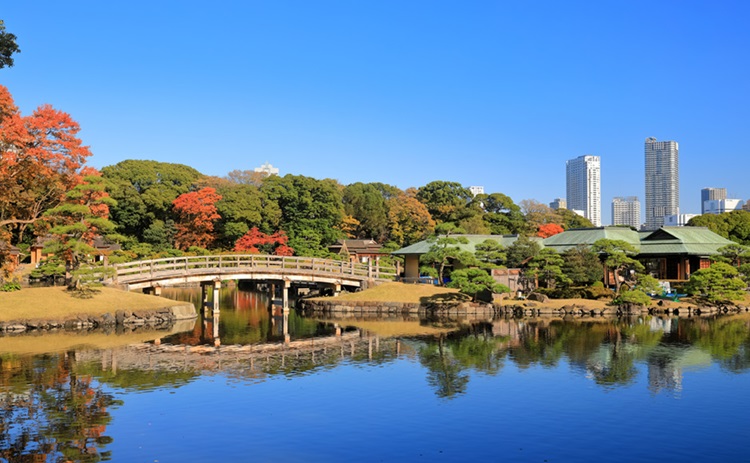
314, 282, 467, 304
0, 286, 180, 322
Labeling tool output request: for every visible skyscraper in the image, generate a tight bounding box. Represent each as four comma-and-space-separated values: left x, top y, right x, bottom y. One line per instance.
566, 155, 601, 227
612, 196, 641, 229
701, 187, 727, 214
644, 137, 679, 230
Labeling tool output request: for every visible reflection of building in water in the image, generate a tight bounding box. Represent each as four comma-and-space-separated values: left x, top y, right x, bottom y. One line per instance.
647, 346, 711, 395
648, 316, 673, 333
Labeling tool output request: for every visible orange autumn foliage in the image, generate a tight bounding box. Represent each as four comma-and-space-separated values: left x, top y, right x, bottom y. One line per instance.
172, 187, 222, 250
0, 85, 92, 238
536, 223, 565, 238
234, 227, 294, 256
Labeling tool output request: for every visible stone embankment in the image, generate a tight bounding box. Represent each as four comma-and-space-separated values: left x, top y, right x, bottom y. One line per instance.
0, 304, 196, 333
300, 298, 750, 318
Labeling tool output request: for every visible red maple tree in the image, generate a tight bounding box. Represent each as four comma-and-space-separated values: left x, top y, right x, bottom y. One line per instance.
0, 85, 93, 243
172, 187, 222, 250
234, 227, 294, 256
536, 223, 565, 238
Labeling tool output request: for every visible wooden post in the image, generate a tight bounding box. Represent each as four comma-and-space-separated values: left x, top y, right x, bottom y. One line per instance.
213, 279, 221, 313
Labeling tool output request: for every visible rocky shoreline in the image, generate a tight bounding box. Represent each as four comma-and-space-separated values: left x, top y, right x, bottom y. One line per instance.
299, 298, 750, 318
0, 303, 197, 334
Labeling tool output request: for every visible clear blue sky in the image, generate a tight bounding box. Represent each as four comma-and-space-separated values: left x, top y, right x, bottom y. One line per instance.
3, 1, 749, 224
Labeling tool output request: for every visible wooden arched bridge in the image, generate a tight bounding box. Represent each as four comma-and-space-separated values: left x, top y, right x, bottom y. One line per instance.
111, 255, 397, 295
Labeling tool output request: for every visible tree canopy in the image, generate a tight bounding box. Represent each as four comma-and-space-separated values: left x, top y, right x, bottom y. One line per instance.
0, 20, 20, 69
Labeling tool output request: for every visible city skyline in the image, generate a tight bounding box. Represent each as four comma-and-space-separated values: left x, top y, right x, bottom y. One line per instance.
2, 2, 749, 225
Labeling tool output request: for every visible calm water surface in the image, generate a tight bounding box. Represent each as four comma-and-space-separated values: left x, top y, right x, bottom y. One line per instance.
2, 286, 750, 462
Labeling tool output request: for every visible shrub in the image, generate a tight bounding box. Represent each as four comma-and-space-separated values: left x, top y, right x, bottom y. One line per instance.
613, 289, 652, 306
0, 280, 21, 292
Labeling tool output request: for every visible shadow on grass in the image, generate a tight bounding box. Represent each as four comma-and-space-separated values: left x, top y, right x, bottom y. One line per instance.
67, 288, 101, 299
420, 292, 471, 305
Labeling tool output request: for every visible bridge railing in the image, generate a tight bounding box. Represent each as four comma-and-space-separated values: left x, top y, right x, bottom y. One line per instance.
113, 254, 397, 283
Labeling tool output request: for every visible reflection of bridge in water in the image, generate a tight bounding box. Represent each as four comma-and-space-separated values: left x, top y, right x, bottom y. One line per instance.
79, 331, 405, 381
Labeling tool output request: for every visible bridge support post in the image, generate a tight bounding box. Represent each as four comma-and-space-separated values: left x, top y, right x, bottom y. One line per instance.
282, 280, 290, 310
201, 283, 210, 316
212, 279, 221, 313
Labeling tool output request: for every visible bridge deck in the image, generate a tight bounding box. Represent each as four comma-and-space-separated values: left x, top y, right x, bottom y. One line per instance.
113, 254, 397, 289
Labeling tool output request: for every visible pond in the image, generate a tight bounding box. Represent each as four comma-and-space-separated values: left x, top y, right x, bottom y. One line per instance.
1, 286, 750, 462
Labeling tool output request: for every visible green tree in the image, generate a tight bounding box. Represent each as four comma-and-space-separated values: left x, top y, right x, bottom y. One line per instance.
714, 243, 750, 268
102, 160, 204, 241
215, 184, 263, 247
561, 245, 603, 286
416, 181, 473, 225
557, 208, 594, 229
342, 182, 390, 241
591, 239, 643, 293
474, 239, 506, 269
526, 248, 569, 289
688, 211, 750, 245
0, 20, 20, 69
44, 175, 117, 291
420, 223, 476, 285
260, 175, 344, 257
477, 192, 525, 235
448, 268, 510, 302
505, 235, 541, 268
686, 262, 747, 303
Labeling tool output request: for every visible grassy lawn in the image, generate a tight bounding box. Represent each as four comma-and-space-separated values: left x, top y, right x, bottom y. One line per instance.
315, 282, 468, 304
0, 286, 181, 322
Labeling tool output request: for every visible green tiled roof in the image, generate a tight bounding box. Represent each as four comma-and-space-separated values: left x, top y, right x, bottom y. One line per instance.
638, 227, 734, 256
392, 227, 734, 258
391, 234, 543, 255
542, 227, 641, 253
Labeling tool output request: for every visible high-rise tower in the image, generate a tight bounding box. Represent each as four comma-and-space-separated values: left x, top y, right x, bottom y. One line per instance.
566, 155, 601, 227
644, 137, 679, 230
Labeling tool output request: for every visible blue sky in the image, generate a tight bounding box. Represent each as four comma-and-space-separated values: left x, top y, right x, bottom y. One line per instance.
2, 1, 749, 223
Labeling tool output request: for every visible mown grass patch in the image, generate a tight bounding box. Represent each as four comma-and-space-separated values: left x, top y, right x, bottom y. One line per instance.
0, 286, 180, 322
313, 282, 465, 304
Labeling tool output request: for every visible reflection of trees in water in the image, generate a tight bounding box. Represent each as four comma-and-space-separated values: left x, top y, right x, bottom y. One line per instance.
418, 323, 506, 399
680, 317, 750, 373
0, 352, 119, 462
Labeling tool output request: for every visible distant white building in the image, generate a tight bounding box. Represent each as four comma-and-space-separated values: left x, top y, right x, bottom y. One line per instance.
254, 162, 279, 176
468, 186, 485, 197
612, 196, 641, 229
703, 199, 745, 215
664, 214, 699, 227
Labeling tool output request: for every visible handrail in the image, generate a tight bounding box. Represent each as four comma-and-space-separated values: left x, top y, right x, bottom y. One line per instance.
112, 254, 397, 284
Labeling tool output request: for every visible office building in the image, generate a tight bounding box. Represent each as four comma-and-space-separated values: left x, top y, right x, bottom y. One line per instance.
611, 196, 641, 229
644, 137, 679, 230
566, 155, 601, 227
549, 198, 567, 210
701, 188, 727, 214
664, 214, 698, 227
703, 199, 744, 215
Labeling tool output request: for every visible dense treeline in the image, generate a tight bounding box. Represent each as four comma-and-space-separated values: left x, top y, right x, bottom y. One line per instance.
95, 162, 598, 260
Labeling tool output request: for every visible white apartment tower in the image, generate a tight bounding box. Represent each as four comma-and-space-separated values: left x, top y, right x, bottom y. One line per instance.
566, 155, 601, 227
644, 137, 679, 230
611, 196, 641, 229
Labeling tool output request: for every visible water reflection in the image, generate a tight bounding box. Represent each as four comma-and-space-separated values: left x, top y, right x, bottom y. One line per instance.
0, 352, 119, 462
